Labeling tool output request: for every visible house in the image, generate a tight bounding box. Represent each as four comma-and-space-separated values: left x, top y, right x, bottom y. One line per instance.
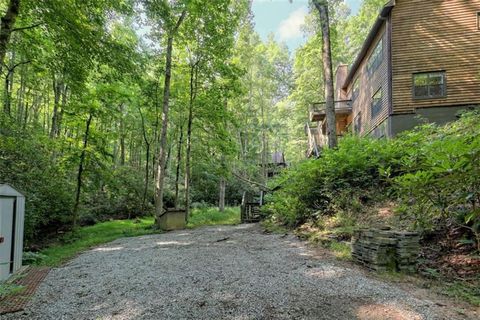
307, 0, 480, 156
267, 152, 287, 177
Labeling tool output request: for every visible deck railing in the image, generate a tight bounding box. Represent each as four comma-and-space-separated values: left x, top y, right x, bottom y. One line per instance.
310, 100, 352, 113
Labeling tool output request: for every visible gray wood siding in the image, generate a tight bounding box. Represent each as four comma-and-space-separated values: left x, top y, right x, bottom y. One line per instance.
346, 23, 390, 136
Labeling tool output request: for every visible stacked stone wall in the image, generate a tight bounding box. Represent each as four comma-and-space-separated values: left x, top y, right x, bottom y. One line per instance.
351, 228, 420, 273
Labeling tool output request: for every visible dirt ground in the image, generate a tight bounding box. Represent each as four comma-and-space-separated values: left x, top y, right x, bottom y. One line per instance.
2, 224, 478, 320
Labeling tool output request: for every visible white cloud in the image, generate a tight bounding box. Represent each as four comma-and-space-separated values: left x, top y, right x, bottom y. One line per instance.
277, 6, 307, 41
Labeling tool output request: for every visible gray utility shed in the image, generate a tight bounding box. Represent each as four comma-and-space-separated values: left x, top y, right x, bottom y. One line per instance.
0, 184, 25, 281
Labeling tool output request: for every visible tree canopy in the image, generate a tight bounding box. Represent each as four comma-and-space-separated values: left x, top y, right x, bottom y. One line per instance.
0, 0, 384, 241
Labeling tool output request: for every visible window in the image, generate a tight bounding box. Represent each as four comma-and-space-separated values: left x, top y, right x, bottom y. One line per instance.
371, 88, 383, 119
352, 78, 360, 100
413, 72, 446, 99
477, 12, 480, 30
354, 112, 362, 134
367, 38, 383, 74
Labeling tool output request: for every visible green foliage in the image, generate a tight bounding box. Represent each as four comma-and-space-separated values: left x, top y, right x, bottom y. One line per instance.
34, 208, 239, 267
22, 251, 47, 265
261, 219, 289, 234
327, 241, 352, 260
37, 218, 158, 267
443, 280, 480, 306
187, 207, 240, 228
393, 113, 480, 239
0, 118, 75, 244
264, 134, 398, 227
265, 112, 480, 250
0, 283, 25, 299
264, 194, 308, 228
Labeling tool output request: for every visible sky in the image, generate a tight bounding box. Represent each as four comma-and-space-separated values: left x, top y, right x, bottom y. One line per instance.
252, 0, 362, 53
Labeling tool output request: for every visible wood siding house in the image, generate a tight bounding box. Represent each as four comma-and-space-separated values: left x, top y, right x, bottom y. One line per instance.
307, 0, 480, 155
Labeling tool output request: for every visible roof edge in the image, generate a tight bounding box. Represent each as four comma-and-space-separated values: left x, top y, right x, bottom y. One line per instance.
0, 183, 25, 197
342, 0, 395, 90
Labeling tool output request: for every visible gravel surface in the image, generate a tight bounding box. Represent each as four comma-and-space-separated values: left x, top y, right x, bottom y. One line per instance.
3, 224, 475, 320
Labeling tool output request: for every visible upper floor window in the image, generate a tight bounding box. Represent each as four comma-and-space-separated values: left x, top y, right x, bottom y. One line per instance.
367, 38, 383, 75
413, 72, 446, 99
477, 12, 480, 30
352, 78, 360, 100
371, 88, 383, 119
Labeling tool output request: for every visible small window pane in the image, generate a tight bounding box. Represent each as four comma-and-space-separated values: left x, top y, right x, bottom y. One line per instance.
429, 84, 443, 97
414, 74, 428, 86
371, 88, 383, 119
367, 37, 383, 74
413, 72, 445, 98
352, 78, 360, 100
415, 85, 428, 97
428, 74, 444, 85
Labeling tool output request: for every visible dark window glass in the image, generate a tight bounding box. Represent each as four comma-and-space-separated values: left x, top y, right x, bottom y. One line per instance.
367, 38, 383, 75
414, 85, 428, 97
352, 78, 360, 100
477, 12, 480, 30
371, 88, 383, 119
413, 72, 446, 99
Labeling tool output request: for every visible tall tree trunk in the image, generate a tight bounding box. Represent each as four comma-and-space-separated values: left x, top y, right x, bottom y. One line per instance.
174, 125, 183, 209
3, 72, 11, 115
16, 62, 25, 123
3, 49, 15, 115
138, 107, 151, 213
218, 177, 226, 212
50, 77, 62, 137
184, 62, 198, 221
119, 103, 126, 165
154, 10, 186, 227
59, 84, 68, 135
313, 0, 337, 148
260, 88, 268, 182
72, 113, 93, 230
0, 0, 20, 75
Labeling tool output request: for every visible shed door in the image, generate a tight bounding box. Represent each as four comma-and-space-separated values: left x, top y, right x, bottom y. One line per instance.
0, 198, 14, 280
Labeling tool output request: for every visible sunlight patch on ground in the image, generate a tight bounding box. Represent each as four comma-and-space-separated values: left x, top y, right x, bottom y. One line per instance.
92, 246, 124, 252
305, 266, 345, 279
356, 303, 423, 320
155, 241, 192, 246
175, 233, 191, 237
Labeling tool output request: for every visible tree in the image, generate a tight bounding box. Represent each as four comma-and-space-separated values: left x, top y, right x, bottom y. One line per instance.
144, 0, 187, 226
312, 0, 337, 148
0, 0, 20, 76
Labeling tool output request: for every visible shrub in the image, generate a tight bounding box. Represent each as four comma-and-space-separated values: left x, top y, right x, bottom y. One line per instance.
264, 111, 480, 250
0, 122, 75, 245
22, 251, 47, 265
264, 135, 400, 227
393, 112, 480, 249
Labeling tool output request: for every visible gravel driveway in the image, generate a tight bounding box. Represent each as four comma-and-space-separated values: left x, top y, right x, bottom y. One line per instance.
3, 224, 475, 319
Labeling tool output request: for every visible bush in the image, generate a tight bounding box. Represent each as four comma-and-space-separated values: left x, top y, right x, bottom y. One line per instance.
264, 135, 400, 227
0, 121, 75, 245
264, 112, 480, 250
22, 251, 47, 265
393, 112, 480, 248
